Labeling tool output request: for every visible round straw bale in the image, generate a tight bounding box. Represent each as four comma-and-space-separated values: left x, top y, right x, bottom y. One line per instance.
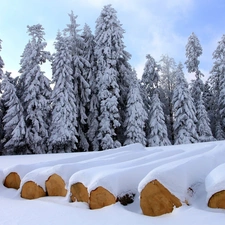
208, 190, 225, 209
140, 179, 182, 216
70, 182, 89, 203
45, 173, 67, 197
21, 181, 46, 199
89, 186, 116, 209
4, 172, 21, 189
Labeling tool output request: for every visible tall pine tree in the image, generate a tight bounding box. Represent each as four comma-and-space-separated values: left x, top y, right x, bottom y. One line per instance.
210, 34, 225, 139
124, 70, 147, 146
18, 24, 51, 154
95, 5, 125, 150
173, 63, 199, 145
0, 39, 4, 154
64, 12, 91, 151
1, 73, 26, 155
159, 55, 177, 144
148, 91, 171, 146
82, 24, 100, 151
48, 32, 78, 153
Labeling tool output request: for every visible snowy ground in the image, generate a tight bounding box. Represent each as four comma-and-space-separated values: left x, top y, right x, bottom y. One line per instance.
0, 142, 225, 225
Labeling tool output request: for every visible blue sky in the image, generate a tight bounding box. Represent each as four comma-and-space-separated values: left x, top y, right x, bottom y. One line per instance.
1, 0, 225, 81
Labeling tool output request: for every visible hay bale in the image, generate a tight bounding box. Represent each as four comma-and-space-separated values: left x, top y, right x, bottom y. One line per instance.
45, 173, 67, 197
70, 182, 89, 203
21, 181, 46, 199
208, 190, 225, 209
140, 179, 182, 216
89, 186, 116, 209
4, 172, 21, 189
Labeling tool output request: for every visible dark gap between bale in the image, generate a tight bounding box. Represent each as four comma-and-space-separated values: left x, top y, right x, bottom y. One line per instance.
21, 181, 46, 199
89, 186, 116, 210
4, 172, 21, 189
140, 179, 182, 216
45, 173, 67, 197
117, 193, 135, 206
208, 190, 225, 209
70, 182, 89, 203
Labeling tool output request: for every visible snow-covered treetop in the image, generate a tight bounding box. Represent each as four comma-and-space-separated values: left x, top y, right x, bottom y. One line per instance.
185, 32, 203, 78
27, 24, 51, 65
142, 54, 160, 94
213, 34, 225, 60
95, 4, 130, 61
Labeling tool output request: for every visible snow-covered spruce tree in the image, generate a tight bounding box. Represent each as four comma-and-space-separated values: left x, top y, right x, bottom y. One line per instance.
18, 24, 51, 154
64, 12, 91, 151
1, 73, 26, 155
185, 32, 203, 104
141, 54, 160, 139
148, 91, 171, 147
95, 5, 128, 150
159, 55, 177, 144
0, 39, 3, 80
172, 63, 199, 145
209, 34, 225, 138
0, 39, 4, 154
196, 95, 215, 142
124, 69, 147, 146
185, 32, 213, 140
82, 24, 99, 151
48, 31, 78, 153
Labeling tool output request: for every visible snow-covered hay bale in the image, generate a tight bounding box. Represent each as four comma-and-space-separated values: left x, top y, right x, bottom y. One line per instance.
70, 182, 89, 203
140, 179, 182, 216
45, 173, 67, 197
208, 190, 225, 209
21, 181, 46, 199
4, 172, 21, 189
89, 186, 116, 209
138, 143, 225, 216
205, 163, 225, 209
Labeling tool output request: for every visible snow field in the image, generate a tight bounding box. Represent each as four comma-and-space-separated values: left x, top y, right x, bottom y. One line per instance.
1, 141, 225, 219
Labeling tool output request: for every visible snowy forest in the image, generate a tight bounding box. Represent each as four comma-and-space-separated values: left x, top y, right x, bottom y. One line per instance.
0, 4, 224, 155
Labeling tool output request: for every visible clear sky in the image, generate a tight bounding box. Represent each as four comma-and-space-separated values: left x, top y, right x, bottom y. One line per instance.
1, 0, 225, 81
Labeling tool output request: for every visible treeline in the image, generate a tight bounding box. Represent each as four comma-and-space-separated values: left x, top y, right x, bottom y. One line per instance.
0, 5, 224, 155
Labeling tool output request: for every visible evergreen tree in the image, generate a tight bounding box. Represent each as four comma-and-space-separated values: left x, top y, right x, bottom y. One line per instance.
173, 63, 199, 145
185, 32, 203, 76
0, 39, 4, 154
95, 5, 125, 149
18, 24, 51, 154
148, 91, 171, 146
141, 54, 160, 139
82, 24, 99, 151
0, 39, 3, 80
48, 32, 78, 153
124, 70, 147, 146
64, 12, 91, 151
159, 55, 177, 144
1, 73, 26, 155
185, 32, 204, 104
196, 95, 215, 142
210, 34, 225, 138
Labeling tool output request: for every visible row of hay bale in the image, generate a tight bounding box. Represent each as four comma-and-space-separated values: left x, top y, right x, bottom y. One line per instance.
2, 142, 225, 216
